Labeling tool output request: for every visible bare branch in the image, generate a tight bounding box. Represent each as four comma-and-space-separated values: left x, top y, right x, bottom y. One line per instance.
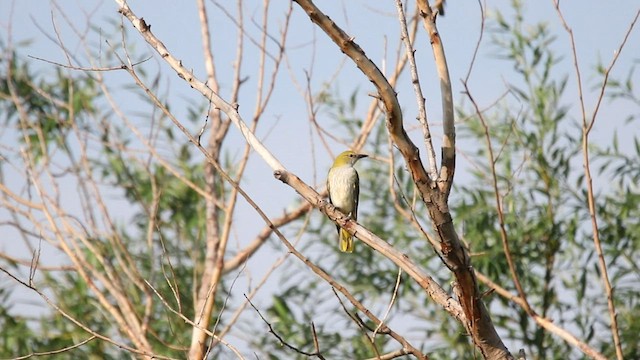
553, 4, 640, 360
11, 336, 97, 359
0, 267, 169, 359
245, 295, 327, 359
415, 0, 455, 195
372, 268, 402, 339
476, 272, 608, 360
394, 0, 438, 179
114, 1, 284, 171
364, 348, 412, 360
141, 279, 245, 359
461, 81, 533, 315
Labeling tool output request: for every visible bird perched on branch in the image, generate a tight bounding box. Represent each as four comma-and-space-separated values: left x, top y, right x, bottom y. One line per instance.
327, 150, 368, 253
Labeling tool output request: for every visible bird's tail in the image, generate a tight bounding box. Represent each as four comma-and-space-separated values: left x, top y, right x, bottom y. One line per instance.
339, 228, 354, 253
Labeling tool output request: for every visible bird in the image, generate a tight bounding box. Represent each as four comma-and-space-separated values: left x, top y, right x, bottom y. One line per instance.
327, 150, 368, 253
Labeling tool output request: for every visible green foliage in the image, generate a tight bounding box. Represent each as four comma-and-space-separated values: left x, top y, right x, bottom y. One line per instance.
0, 43, 231, 358
591, 57, 640, 359
0, 50, 97, 162
0, 287, 36, 355
452, 2, 640, 359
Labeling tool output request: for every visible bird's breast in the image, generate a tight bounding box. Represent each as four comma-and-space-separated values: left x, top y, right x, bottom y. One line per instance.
328, 166, 358, 213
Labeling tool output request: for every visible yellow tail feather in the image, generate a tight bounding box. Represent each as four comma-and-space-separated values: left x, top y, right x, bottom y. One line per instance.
339, 228, 354, 253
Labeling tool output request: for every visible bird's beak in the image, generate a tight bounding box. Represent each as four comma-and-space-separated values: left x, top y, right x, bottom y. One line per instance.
356, 154, 368, 159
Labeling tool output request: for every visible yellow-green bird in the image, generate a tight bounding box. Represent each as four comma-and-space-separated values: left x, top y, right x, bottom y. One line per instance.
327, 150, 368, 253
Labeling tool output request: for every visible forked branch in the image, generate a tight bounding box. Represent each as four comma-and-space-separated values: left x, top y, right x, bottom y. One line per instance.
292, 0, 511, 358
113, 0, 463, 354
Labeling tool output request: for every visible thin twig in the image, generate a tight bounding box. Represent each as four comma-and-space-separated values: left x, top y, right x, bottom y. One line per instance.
1, 267, 172, 359
310, 322, 322, 357
475, 271, 607, 360
28, 54, 151, 71
463, 0, 485, 84
331, 288, 384, 359
553, 3, 640, 360
245, 295, 326, 359
461, 80, 533, 315
415, 0, 455, 195
216, 212, 312, 344
11, 336, 97, 359
372, 268, 403, 339
363, 348, 412, 360
141, 279, 245, 359
394, 0, 438, 179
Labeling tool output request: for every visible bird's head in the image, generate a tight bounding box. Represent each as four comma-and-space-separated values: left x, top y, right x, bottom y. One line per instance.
332, 150, 368, 167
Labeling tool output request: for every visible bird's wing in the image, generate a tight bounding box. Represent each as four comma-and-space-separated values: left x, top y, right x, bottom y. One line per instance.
327, 169, 340, 233
353, 170, 360, 221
